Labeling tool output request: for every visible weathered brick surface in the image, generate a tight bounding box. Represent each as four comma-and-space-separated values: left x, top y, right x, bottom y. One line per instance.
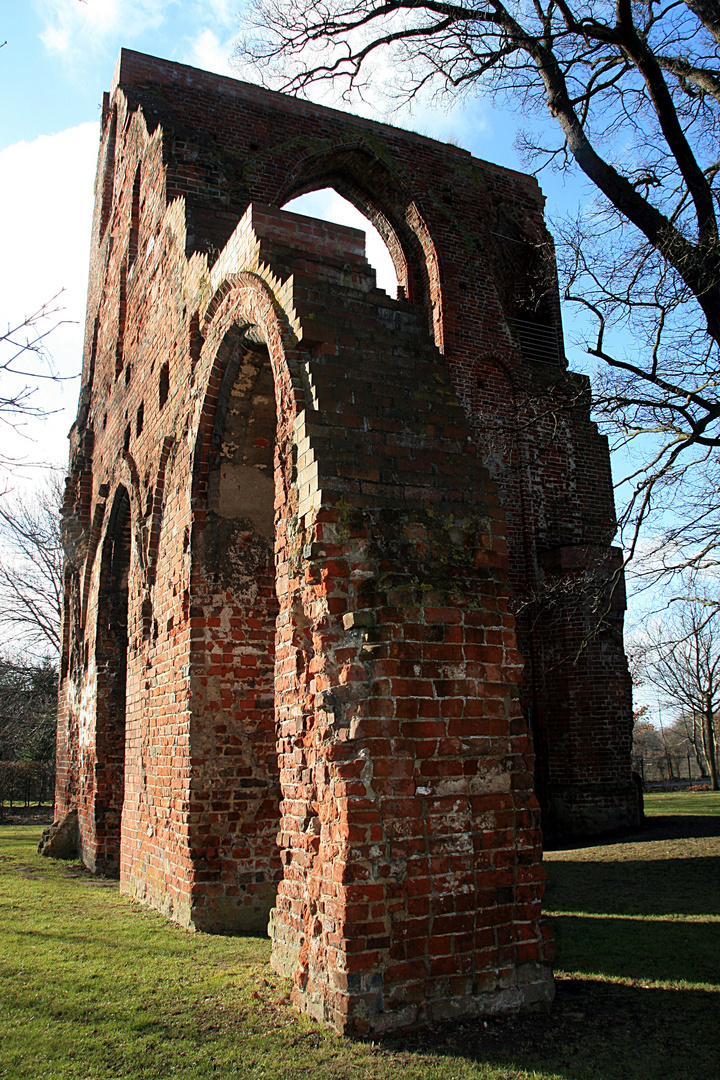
56, 49, 637, 1032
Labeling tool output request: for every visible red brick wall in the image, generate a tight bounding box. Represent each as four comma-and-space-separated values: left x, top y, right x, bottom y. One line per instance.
56, 49, 638, 1032
99, 50, 636, 838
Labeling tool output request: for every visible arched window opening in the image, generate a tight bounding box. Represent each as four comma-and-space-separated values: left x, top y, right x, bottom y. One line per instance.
284, 189, 400, 298
92, 487, 131, 877
278, 147, 443, 345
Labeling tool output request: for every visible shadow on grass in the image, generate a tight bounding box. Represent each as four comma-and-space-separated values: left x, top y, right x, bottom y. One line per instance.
389, 813, 720, 1079
547, 814, 720, 852
544, 855, 720, 917
553, 913, 720, 985
385, 977, 719, 1080
634, 814, 720, 840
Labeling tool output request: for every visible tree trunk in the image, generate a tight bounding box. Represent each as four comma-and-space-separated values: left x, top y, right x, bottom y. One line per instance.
703, 696, 719, 790
692, 716, 706, 775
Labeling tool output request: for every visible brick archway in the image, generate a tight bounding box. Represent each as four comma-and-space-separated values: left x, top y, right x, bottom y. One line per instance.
187, 273, 303, 933
278, 143, 444, 348
79, 484, 131, 876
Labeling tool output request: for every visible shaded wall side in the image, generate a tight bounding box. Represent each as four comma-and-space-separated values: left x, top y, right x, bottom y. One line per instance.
83, 485, 130, 875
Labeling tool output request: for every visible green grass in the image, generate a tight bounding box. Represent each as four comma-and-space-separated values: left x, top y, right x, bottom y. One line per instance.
644, 789, 720, 815
1, 817, 718, 1080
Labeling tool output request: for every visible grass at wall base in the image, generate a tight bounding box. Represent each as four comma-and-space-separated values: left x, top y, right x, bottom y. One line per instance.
1, 792, 718, 1079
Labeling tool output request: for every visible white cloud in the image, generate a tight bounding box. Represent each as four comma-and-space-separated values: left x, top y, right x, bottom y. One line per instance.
36, 0, 166, 59
204, 0, 240, 29
0, 123, 98, 485
40, 23, 70, 54
189, 28, 236, 76
36, 0, 244, 69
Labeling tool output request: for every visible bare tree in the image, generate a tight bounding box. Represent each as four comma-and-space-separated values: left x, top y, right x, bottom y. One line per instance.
640, 602, 720, 789
633, 710, 708, 781
674, 709, 708, 775
632, 713, 656, 781
0, 295, 69, 476
0, 475, 63, 659
0, 656, 57, 817
238, 0, 720, 583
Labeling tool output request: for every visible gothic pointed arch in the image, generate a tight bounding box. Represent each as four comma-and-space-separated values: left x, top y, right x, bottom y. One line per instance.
277, 141, 444, 349
187, 273, 305, 932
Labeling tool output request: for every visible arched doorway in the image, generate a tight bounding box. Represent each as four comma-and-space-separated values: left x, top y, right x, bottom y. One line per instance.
90, 485, 131, 876
189, 321, 284, 933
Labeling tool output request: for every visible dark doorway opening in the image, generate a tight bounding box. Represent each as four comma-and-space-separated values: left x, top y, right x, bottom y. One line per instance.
93, 486, 131, 876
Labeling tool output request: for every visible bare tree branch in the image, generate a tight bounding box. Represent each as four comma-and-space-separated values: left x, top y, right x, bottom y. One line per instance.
0, 476, 64, 659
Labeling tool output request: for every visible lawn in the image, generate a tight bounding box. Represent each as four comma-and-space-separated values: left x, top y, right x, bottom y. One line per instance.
644, 789, 720, 816
0, 796, 718, 1080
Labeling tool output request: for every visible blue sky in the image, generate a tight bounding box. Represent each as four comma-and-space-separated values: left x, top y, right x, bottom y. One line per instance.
1, 1, 243, 147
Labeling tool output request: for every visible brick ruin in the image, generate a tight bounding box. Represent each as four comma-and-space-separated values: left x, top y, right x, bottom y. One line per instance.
55, 50, 639, 1033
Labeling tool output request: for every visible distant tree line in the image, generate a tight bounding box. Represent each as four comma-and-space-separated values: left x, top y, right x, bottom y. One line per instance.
0, 658, 57, 816
633, 712, 715, 786
0, 478, 63, 815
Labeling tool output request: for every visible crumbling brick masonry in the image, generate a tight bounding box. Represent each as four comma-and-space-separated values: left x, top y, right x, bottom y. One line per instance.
55, 49, 638, 1033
